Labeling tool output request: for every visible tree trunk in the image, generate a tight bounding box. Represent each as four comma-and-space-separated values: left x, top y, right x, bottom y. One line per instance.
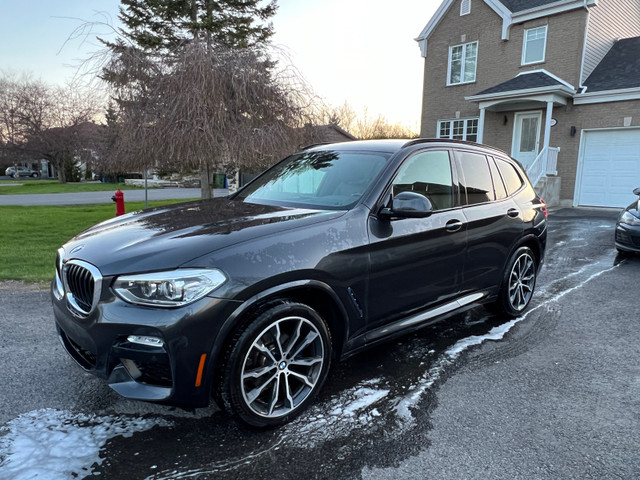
199, 162, 212, 200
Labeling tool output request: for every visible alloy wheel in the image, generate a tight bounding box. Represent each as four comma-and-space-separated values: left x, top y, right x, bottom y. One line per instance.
240, 316, 325, 419
508, 252, 535, 312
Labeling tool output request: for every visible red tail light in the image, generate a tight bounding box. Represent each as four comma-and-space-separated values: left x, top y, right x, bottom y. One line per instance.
540, 198, 548, 218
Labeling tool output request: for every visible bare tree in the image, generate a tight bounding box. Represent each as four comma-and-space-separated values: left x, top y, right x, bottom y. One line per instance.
0, 74, 102, 182
319, 102, 417, 140
101, 41, 316, 198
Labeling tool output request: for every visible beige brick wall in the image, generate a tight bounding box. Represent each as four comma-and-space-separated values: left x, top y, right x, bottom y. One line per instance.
421, 3, 588, 138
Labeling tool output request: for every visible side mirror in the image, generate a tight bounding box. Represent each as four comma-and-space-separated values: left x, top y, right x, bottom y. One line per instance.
633, 187, 640, 196
380, 191, 433, 219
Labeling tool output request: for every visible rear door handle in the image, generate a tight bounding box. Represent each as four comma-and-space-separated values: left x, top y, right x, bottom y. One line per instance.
507, 208, 520, 218
445, 219, 463, 232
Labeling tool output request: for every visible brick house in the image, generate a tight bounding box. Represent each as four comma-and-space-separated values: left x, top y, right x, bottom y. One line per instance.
416, 0, 640, 207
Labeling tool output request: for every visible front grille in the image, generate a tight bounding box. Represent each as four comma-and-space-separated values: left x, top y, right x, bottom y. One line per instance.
62, 260, 102, 317
66, 263, 95, 313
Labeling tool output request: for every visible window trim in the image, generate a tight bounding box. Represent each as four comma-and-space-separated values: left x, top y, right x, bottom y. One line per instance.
437, 118, 479, 142
447, 41, 478, 86
521, 25, 548, 66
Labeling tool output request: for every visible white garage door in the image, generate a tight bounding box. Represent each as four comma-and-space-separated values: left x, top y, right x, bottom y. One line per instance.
576, 128, 640, 208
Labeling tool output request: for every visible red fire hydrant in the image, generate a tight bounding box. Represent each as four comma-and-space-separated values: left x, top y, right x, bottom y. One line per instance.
112, 189, 125, 217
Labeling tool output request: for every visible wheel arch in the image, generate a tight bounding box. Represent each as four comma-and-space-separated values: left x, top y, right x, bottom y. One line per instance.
205, 280, 350, 400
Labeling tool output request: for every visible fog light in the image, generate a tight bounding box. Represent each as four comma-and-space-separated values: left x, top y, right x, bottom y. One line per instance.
127, 335, 164, 347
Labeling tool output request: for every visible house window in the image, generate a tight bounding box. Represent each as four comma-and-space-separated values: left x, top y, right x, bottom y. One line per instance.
437, 118, 479, 142
522, 26, 547, 65
448, 41, 477, 85
460, 0, 471, 16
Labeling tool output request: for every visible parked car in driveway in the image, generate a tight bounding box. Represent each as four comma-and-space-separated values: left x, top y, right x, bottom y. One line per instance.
51, 139, 548, 427
615, 188, 640, 253
5, 166, 40, 178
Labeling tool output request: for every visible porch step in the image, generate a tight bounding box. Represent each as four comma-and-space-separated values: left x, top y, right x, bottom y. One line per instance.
534, 176, 561, 207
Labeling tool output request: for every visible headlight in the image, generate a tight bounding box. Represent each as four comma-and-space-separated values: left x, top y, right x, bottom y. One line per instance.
619, 211, 640, 226
113, 269, 227, 307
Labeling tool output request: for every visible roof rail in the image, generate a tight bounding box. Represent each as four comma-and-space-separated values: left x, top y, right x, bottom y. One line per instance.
402, 138, 510, 157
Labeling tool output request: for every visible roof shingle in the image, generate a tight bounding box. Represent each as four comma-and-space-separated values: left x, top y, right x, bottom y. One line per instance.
583, 36, 640, 92
473, 71, 567, 96
497, 0, 566, 13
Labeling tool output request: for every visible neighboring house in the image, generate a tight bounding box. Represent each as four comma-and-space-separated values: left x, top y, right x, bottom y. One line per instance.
416, 0, 640, 207
305, 124, 358, 145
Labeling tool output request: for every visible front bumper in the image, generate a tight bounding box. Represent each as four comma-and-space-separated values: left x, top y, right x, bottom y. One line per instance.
615, 223, 640, 253
52, 277, 241, 408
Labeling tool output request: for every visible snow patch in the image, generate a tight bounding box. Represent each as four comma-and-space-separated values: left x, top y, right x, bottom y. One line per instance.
0, 409, 171, 480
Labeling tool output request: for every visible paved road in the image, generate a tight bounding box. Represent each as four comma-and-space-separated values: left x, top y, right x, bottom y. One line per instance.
0, 188, 232, 206
0, 208, 638, 480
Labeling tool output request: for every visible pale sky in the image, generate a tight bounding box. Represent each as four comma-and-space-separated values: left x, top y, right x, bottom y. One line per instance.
0, 0, 440, 131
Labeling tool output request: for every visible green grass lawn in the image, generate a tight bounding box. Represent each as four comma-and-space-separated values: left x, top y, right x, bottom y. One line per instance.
0, 180, 146, 195
0, 199, 195, 284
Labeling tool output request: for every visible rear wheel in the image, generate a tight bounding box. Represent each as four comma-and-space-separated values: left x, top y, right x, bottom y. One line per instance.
488, 246, 537, 317
218, 301, 331, 427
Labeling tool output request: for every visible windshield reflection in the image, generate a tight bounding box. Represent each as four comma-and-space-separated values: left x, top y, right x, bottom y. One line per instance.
235, 150, 389, 210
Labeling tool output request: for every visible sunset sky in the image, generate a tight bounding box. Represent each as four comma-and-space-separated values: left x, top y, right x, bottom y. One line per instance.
0, 0, 440, 130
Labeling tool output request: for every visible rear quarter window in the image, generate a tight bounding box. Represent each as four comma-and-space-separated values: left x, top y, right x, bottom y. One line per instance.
496, 158, 525, 195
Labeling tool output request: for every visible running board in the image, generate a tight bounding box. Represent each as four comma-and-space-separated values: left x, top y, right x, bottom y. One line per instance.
364, 292, 485, 343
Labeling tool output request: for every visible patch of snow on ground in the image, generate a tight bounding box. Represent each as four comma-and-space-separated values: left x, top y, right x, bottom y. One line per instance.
0, 409, 171, 480
284, 378, 389, 448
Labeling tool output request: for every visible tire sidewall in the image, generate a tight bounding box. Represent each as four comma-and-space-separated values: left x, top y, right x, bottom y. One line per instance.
222, 301, 332, 428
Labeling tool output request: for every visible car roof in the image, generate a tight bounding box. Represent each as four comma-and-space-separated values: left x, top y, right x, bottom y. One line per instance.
303, 138, 511, 158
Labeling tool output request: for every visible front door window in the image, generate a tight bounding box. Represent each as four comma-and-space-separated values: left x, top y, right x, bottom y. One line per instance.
512, 111, 542, 169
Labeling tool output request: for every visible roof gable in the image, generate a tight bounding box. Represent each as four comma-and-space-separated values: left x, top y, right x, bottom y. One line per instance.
416, 0, 596, 57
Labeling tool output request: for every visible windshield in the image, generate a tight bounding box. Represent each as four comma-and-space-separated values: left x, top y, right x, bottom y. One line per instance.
235, 150, 390, 209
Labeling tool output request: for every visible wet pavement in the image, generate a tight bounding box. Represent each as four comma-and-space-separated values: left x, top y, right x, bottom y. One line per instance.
1, 207, 638, 480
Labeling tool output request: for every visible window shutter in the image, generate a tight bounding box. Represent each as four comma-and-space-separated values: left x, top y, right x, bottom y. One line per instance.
460, 0, 471, 16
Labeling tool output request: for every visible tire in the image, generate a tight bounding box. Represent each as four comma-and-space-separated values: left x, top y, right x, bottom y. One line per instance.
218, 301, 331, 427
31, 172, 39, 178
488, 246, 537, 318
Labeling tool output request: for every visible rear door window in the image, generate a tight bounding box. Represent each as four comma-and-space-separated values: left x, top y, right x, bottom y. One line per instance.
488, 156, 508, 200
456, 151, 495, 205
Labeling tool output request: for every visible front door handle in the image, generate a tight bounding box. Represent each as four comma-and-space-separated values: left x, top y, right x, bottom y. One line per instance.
445, 219, 463, 232
507, 208, 520, 218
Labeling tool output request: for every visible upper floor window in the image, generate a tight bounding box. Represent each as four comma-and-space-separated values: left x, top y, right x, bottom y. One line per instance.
448, 41, 478, 85
437, 118, 478, 142
460, 0, 471, 16
522, 26, 547, 65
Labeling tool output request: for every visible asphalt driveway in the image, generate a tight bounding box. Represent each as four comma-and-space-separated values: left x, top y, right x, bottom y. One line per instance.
0, 207, 637, 480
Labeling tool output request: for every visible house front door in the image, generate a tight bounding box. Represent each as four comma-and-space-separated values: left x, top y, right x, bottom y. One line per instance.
511, 111, 542, 170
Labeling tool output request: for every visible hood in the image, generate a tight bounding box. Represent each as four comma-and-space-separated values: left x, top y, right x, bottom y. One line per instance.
623, 198, 640, 216
62, 198, 345, 275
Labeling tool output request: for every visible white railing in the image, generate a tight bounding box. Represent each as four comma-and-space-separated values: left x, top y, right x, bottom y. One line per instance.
527, 146, 560, 187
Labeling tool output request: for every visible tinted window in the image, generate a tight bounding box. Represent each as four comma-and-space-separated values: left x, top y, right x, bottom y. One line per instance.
392, 150, 453, 211
488, 156, 507, 200
237, 150, 389, 209
458, 152, 494, 205
496, 158, 525, 195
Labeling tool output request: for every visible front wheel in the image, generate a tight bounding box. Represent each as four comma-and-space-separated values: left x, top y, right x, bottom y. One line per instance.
488, 246, 537, 317
218, 301, 331, 427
